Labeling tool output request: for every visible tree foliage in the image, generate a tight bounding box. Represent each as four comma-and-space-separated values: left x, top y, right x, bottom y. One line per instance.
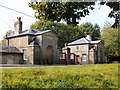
31, 21, 82, 48
78, 22, 100, 40
28, 1, 95, 26
28, 1, 119, 27
101, 26, 120, 56
0, 39, 6, 45
31, 21, 100, 48
100, 1, 120, 27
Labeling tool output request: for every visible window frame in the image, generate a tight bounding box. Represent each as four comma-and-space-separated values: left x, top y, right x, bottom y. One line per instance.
82, 54, 87, 61
23, 49, 27, 60
76, 45, 79, 51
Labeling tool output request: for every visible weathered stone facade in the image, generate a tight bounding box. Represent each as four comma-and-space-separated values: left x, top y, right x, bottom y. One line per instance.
1, 17, 106, 65
5, 17, 59, 64
62, 35, 106, 64
0, 45, 23, 64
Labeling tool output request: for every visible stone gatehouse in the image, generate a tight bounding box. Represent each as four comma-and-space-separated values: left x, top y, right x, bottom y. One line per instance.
61, 35, 106, 64
0, 17, 106, 65
3, 17, 59, 64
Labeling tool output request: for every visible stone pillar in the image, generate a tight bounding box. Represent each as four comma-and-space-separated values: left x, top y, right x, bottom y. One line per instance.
62, 47, 71, 64
27, 46, 34, 64
67, 48, 70, 64
34, 46, 42, 64
89, 48, 95, 64
27, 41, 41, 65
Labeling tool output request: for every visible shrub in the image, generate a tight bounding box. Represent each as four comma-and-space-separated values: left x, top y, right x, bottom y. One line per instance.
1, 64, 119, 89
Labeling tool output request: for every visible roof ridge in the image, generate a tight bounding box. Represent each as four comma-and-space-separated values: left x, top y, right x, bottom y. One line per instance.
6, 29, 52, 39
84, 37, 91, 43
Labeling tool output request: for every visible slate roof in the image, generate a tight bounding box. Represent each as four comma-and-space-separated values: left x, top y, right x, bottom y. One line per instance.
6, 29, 51, 39
90, 40, 101, 44
21, 29, 51, 35
0, 45, 22, 53
67, 37, 101, 46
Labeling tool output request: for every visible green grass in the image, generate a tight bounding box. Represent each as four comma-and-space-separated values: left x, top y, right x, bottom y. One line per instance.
0, 64, 119, 89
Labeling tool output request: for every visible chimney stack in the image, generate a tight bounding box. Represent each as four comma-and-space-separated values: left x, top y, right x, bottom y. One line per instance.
14, 17, 22, 35
86, 34, 91, 41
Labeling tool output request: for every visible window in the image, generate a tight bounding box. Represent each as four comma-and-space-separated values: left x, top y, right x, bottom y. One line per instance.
70, 54, 74, 59
23, 49, 27, 60
60, 53, 66, 59
82, 54, 87, 61
76, 46, 79, 51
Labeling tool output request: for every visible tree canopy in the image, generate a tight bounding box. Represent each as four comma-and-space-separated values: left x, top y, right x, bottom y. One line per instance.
31, 21, 100, 48
29, 1, 119, 27
29, 1, 95, 26
101, 25, 120, 57
78, 22, 100, 40
0, 39, 6, 45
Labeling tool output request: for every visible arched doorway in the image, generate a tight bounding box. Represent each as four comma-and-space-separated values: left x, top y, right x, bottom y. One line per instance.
46, 45, 53, 65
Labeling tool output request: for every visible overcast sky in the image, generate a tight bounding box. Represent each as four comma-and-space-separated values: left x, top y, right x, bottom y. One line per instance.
0, 0, 114, 40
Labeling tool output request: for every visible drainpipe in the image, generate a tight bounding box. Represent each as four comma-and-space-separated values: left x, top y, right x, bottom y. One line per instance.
7, 39, 9, 46
88, 44, 90, 64
88, 49, 90, 64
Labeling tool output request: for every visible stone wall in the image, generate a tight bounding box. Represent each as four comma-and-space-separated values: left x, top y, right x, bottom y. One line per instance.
34, 46, 42, 64
26, 46, 33, 64
22, 32, 59, 65
42, 32, 58, 64
0, 53, 23, 64
67, 44, 89, 64
5, 31, 59, 65
8, 36, 28, 48
63, 42, 105, 65
97, 42, 105, 63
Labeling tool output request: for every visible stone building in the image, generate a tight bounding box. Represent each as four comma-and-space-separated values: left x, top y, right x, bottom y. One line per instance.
62, 35, 106, 64
1, 17, 106, 65
0, 45, 23, 64
5, 17, 59, 64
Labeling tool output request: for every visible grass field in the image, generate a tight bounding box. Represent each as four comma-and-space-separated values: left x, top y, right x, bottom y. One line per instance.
0, 64, 119, 89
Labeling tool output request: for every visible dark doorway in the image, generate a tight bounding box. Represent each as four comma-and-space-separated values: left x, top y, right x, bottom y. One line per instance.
46, 45, 53, 65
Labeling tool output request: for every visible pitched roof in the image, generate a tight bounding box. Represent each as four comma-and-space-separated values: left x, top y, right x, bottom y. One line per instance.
67, 37, 101, 46
90, 40, 101, 44
6, 29, 51, 39
0, 45, 22, 54
21, 29, 51, 35
68, 38, 90, 45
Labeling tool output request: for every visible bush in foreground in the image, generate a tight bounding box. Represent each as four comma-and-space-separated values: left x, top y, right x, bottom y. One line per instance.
0, 64, 119, 88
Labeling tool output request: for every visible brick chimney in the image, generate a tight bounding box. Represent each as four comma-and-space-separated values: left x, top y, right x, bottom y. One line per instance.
14, 17, 22, 35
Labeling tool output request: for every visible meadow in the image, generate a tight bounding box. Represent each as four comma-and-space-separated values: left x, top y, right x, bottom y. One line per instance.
0, 64, 119, 89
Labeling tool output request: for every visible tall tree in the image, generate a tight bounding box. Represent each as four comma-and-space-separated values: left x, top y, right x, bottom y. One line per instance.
29, 1, 119, 27
0, 30, 14, 45
31, 21, 83, 48
101, 25, 120, 57
28, 1, 95, 26
31, 21, 100, 48
78, 22, 100, 40
0, 38, 6, 45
